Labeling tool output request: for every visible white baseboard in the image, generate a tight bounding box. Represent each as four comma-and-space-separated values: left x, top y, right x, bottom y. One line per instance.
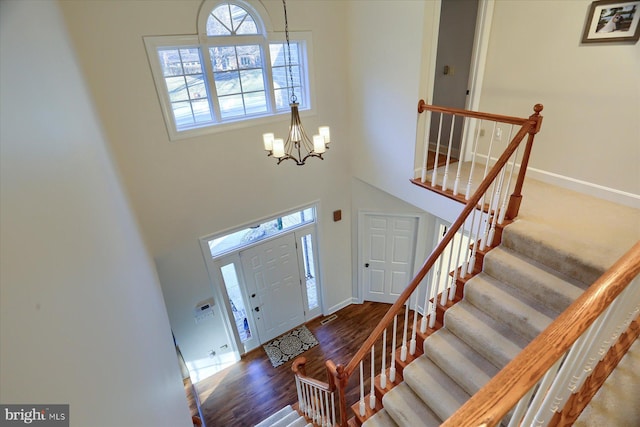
420, 152, 640, 209
526, 167, 640, 209
325, 297, 357, 316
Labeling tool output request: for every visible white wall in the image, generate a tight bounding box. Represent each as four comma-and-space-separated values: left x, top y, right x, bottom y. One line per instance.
479, 0, 640, 202
346, 0, 464, 224
350, 178, 437, 301
59, 0, 352, 374
0, 1, 190, 426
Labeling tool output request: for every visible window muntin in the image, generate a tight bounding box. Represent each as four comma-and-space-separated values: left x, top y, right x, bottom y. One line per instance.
208, 207, 315, 258
210, 44, 268, 118
207, 3, 258, 36
158, 48, 213, 128
144, 0, 313, 140
270, 41, 304, 110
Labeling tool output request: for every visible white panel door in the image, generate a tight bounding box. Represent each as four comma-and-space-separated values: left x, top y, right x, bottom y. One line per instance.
362, 215, 418, 303
241, 233, 306, 343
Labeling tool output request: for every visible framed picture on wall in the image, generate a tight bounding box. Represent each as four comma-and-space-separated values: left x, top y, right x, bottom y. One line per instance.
582, 0, 640, 43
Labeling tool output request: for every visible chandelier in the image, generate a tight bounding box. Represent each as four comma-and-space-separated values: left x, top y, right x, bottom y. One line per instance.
263, 0, 330, 166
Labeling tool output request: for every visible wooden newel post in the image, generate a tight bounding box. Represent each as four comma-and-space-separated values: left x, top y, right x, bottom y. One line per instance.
327, 360, 349, 427
506, 104, 543, 220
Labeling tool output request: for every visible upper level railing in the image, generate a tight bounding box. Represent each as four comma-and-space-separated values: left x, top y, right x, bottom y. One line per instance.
293, 102, 544, 426
442, 241, 640, 426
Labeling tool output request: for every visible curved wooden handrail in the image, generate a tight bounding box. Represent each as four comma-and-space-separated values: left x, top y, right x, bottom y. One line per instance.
329, 105, 543, 383
441, 240, 640, 426
292, 356, 334, 392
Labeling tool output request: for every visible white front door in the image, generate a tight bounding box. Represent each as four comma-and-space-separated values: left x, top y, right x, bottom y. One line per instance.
362, 215, 418, 304
241, 233, 306, 343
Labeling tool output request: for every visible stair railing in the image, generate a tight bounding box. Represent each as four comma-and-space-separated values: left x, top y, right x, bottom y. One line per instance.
292, 102, 544, 426
441, 241, 640, 427
293, 357, 337, 427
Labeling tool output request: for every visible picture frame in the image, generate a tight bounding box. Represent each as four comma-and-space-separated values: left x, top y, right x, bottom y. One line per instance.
582, 0, 640, 43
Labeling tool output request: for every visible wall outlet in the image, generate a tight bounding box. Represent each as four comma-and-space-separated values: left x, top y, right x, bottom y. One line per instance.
495, 127, 502, 141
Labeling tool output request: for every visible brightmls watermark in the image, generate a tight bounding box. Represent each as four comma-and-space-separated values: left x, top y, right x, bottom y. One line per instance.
0, 405, 68, 426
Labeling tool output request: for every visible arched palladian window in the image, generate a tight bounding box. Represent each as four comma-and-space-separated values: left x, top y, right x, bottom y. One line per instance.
144, 0, 312, 140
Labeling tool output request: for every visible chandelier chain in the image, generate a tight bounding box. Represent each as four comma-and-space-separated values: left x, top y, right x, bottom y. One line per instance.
282, 0, 297, 104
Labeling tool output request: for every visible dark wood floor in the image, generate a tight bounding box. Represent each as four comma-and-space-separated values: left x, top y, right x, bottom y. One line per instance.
194, 301, 400, 427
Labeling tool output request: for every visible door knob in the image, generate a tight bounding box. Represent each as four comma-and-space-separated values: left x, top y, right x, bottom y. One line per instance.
365, 263, 370, 268
254, 306, 260, 312
251, 293, 256, 298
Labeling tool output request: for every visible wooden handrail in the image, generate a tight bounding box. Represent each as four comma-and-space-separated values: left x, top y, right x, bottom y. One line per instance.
323, 103, 543, 426
417, 99, 534, 126
442, 240, 640, 426
292, 357, 334, 392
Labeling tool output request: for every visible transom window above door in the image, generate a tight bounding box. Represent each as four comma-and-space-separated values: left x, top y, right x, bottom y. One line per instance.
144, 0, 314, 140
208, 206, 315, 258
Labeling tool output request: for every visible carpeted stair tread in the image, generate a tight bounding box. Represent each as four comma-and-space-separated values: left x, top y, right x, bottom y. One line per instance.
255, 405, 294, 427
284, 417, 310, 427
271, 411, 301, 427
382, 382, 442, 427
403, 355, 471, 421
501, 219, 606, 286
483, 246, 586, 314
361, 409, 398, 427
423, 328, 499, 396
444, 301, 528, 369
464, 273, 556, 341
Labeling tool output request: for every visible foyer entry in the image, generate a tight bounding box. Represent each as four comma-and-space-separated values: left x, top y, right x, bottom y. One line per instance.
241, 233, 305, 343
202, 205, 322, 355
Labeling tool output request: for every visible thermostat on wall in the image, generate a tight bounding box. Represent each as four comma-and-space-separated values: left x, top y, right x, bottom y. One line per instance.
194, 298, 215, 324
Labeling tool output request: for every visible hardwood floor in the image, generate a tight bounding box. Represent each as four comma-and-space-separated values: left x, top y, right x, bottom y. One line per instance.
194, 301, 400, 427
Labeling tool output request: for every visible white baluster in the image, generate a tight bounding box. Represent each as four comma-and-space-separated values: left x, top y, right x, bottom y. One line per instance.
302, 382, 310, 418
295, 376, 304, 412
453, 116, 471, 195
359, 361, 366, 416
314, 387, 322, 425
420, 110, 432, 183
498, 128, 518, 225
307, 384, 314, 421
431, 113, 444, 186
380, 328, 387, 389
442, 115, 456, 191
507, 386, 536, 427
324, 390, 331, 427
400, 301, 409, 362
465, 119, 483, 199
370, 346, 376, 409
487, 168, 506, 247
429, 257, 442, 328
449, 224, 467, 300
410, 294, 419, 355
461, 210, 477, 279
480, 180, 498, 251
389, 315, 397, 383
421, 270, 434, 333
520, 357, 563, 427
440, 242, 456, 306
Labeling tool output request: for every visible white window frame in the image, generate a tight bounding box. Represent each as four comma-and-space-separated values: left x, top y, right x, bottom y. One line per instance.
143, 0, 316, 141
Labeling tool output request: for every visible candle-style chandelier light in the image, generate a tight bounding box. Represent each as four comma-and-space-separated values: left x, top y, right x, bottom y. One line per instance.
262, 0, 330, 166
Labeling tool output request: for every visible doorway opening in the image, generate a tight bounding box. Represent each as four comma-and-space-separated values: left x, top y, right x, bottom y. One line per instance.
201, 204, 323, 364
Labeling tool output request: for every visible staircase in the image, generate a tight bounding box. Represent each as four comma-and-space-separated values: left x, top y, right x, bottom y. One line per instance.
255, 405, 313, 427
286, 102, 639, 426
362, 218, 592, 426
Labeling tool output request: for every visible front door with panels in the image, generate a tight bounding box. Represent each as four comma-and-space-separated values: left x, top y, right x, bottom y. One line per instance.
362, 214, 418, 304
241, 233, 306, 344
